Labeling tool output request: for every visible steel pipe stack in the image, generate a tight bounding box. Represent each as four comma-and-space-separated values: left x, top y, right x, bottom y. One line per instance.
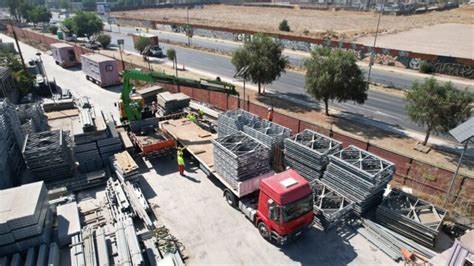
310, 179, 354, 230
213, 132, 271, 186
243, 119, 291, 154
376, 189, 447, 247
22, 130, 73, 180
217, 109, 260, 137
0, 99, 24, 188
321, 145, 395, 214
284, 129, 342, 180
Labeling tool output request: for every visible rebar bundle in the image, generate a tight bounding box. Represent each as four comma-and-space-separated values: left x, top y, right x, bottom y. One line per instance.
321, 145, 395, 214
213, 132, 271, 182
22, 130, 74, 180
376, 189, 447, 247
284, 129, 342, 180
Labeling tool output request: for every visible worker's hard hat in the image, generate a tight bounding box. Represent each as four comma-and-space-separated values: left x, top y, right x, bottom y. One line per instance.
268, 107, 272, 111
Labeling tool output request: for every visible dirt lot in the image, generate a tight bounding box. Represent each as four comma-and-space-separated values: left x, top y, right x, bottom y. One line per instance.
112, 4, 473, 40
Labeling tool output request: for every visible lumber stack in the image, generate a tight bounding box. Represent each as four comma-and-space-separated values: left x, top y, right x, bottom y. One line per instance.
284, 129, 342, 180
321, 145, 395, 214
376, 189, 447, 247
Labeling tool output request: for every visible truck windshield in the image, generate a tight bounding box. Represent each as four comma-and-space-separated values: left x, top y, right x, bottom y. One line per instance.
281, 194, 313, 223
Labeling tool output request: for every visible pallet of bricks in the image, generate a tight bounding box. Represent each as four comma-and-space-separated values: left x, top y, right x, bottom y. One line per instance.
212, 131, 271, 189
22, 130, 74, 180
321, 145, 395, 215
376, 189, 447, 247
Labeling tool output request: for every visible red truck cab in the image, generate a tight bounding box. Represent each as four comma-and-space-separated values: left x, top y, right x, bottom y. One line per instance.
254, 170, 314, 244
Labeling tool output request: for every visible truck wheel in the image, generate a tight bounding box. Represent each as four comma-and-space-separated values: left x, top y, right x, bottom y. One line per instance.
86, 75, 90, 81
224, 190, 237, 208
258, 222, 271, 241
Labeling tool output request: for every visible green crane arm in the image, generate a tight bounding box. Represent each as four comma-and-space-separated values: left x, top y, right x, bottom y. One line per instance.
121, 69, 157, 121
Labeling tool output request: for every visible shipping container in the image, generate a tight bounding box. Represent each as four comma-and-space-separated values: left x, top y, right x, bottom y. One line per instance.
50, 43, 78, 68
80, 53, 121, 87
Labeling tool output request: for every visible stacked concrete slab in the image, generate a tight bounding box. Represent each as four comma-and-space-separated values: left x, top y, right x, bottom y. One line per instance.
0, 99, 24, 188
284, 129, 342, 180
321, 145, 395, 214
376, 189, 447, 247
213, 132, 271, 185
0, 181, 52, 256
156, 91, 190, 116
112, 151, 140, 181
22, 130, 74, 180
57, 202, 81, 247
217, 109, 260, 137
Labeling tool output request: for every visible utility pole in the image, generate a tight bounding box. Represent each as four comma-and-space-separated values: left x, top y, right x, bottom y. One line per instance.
186, 7, 191, 46
444, 140, 469, 207
9, 20, 27, 71
366, 0, 385, 90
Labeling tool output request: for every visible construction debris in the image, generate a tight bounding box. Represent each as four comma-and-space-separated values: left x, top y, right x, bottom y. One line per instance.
321, 145, 395, 214
213, 132, 271, 184
376, 189, 447, 247
284, 129, 342, 180
156, 91, 190, 116
310, 179, 354, 230
22, 130, 74, 180
0, 182, 52, 256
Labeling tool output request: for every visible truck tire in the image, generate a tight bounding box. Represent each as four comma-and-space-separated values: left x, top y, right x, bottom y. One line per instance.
224, 189, 237, 208
257, 222, 271, 241
86, 75, 90, 81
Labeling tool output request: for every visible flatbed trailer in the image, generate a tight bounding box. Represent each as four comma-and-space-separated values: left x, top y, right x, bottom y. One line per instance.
161, 118, 315, 244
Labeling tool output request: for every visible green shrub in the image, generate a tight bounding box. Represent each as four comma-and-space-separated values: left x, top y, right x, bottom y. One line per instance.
97, 34, 111, 48
419, 61, 434, 74
49, 25, 58, 35
279, 19, 290, 32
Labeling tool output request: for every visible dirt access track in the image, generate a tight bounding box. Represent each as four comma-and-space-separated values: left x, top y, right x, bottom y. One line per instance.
112, 4, 473, 40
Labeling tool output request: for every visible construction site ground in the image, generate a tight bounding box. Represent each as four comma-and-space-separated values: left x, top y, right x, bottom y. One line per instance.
112, 4, 473, 50
137, 156, 398, 265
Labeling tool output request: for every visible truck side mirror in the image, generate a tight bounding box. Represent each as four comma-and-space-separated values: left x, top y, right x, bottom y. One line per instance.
268, 199, 279, 222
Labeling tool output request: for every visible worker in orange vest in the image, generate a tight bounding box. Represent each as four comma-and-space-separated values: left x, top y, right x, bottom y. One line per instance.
267, 107, 274, 122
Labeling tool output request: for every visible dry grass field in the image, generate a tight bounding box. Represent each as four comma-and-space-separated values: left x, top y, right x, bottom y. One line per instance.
112, 4, 473, 40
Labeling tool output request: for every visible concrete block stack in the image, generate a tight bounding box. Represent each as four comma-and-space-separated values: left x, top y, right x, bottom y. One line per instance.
321, 145, 395, 214
0, 99, 24, 188
213, 132, 271, 187
284, 129, 342, 180
243, 119, 291, 154
217, 109, 260, 137
22, 130, 74, 180
0, 181, 52, 256
97, 122, 123, 164
376, 189, 447, 247
156, 91, 190, 116
57, 202, 81, 247
310, 179, 354, 230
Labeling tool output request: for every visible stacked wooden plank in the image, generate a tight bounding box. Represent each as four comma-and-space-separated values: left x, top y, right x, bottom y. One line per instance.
213, 132, 271, 183
22, 130, 73, 180
321, 145, 395, 214
284, 129, 342, 180
112, 151, 139, 181
376, 189, 447, 247
156, 91, 190, 116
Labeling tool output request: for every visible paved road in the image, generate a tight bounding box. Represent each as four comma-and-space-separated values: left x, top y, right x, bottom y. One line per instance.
111, 25, 473, 92
108, 31, 428, 134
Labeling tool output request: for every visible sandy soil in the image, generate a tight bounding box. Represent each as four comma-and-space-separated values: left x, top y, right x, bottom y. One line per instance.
112, 4, 473, 40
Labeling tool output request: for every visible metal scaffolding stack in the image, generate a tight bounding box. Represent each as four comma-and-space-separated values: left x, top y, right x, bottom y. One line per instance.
16, 102, 48, 135
310, 179, 354, 230
0, 182, 52, 257
0, 99, 24, 188
217, 109, 260, 137
321, 145, 395, 214
22, 130, 74, 180
213, 132, 271, 184
376, 189, 447, 247
243, 119, 291, 153
284, 129, 342, 180
156, 91, 190, 116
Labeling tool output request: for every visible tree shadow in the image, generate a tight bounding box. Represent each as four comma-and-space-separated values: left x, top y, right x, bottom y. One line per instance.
255, 93, 318, 114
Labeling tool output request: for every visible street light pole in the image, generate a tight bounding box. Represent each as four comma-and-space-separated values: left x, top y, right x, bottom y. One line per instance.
444, 140, 469, 207
366, 0, 385, 90
9, 20, 27, 71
